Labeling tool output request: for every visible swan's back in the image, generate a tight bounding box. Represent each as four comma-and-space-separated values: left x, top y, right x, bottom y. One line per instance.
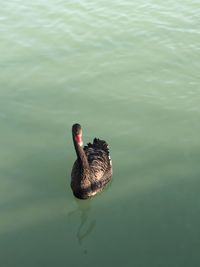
84, 138, 112, 182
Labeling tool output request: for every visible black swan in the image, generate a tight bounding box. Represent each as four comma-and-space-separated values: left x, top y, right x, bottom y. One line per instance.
71, 123, 112, 199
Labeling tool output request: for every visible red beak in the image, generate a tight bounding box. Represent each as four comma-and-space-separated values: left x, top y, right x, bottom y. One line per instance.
75, 134, 82, 145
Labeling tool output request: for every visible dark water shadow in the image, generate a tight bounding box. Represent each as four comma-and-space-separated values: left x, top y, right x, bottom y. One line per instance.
68, 198, 96, 251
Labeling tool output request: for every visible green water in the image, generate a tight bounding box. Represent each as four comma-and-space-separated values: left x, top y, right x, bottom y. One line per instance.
1, 0, 200, 266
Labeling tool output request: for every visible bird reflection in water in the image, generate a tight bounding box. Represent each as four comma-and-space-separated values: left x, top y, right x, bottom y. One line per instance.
68, 198, 96, 253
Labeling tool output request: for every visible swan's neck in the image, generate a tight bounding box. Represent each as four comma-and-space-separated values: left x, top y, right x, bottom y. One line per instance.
73, 138, 90, 172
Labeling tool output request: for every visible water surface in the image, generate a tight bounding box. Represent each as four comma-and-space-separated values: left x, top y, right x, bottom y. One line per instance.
1, 1, 200, 266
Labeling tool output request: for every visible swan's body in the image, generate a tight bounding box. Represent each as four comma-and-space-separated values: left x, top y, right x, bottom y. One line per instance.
71, 124, 112, 199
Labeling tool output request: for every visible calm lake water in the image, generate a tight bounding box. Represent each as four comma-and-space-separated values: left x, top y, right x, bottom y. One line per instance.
1, 0, 200, 266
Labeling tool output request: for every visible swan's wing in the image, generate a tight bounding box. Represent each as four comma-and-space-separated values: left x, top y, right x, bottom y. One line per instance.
84, 138, 112, 181
84, 138, 110, 155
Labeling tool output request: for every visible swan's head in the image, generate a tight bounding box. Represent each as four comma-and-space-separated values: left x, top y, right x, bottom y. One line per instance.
72, 123, 83, 147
